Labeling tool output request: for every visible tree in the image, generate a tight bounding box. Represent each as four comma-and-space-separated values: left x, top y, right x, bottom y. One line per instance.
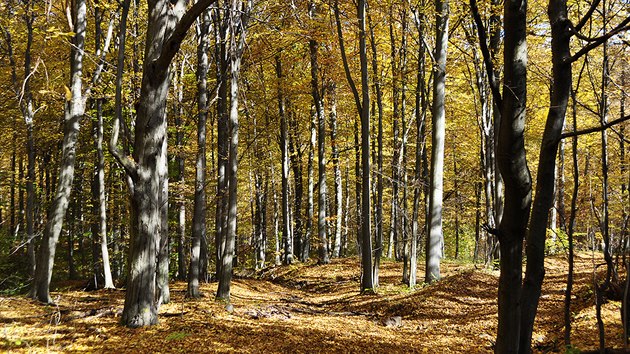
188, 6, 212, 298
31, 0, 88, 303
216, 0, 252, 302
110, 0, 218, 327
425, 0, 450, 283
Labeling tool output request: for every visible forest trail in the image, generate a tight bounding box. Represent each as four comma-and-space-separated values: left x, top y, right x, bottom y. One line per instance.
0, 253, 625, 353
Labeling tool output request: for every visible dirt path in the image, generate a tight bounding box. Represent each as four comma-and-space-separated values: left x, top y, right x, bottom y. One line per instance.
0, 254, 626, 353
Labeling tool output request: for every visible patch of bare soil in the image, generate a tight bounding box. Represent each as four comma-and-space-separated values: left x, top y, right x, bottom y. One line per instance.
0, 253, 626, 353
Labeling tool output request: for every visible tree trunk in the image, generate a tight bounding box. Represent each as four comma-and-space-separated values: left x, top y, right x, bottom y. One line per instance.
426, 0, 449, 283
367, 7, 384, 285
308, 0, 329, 264
276, 55, 292, 265
31, 0, 87, 303
114, 0, 217, 327
358, 0, 373, 292
94, 98, 114, 289
329, 82, 343, 258
217, 0, 250, 301
188, 7, 210, 298
494, 0, 530, 349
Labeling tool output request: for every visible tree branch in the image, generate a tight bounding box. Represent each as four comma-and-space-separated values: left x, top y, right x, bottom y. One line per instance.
568, 16, 630, 63
574, 0, 601, 33
560, 114, 630, 140
334, 0, 362, 114
469, 0, 503, 109
154, 0, 218, 77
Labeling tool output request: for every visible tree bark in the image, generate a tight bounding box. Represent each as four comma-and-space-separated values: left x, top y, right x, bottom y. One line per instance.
276, 55, 292, 265
494, 0, 531, 349
426, 0, 449, 283
188, 6, 211, 298
31, 0, 87, 303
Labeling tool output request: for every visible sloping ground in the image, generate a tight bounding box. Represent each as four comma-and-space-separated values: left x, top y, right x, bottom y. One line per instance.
0, 253, 626, 353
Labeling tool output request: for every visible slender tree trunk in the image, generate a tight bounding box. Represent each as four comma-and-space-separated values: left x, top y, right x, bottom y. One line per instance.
188, 7, 210, 298
94, 98, 114, 288
426, 0, 449, 283
306, 107, 316, 262
308, 0, 329, 264
367, 7, 384, 284
329, 82, 343, 258
564, 81, 581, 348
276, 55, 292, 265
31, 0, 87, 303
288, 112, 304, 261
215, 5, 229, 279
410, 5, 427, 288
358, 0, 373, 292
217, 0, 250, 301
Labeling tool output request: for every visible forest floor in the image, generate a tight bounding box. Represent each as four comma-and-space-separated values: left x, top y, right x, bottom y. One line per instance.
0, 252, 627, 353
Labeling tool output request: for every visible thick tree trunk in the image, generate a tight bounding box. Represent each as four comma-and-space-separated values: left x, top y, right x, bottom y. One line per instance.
425, 0, 449, 283
494, 0, 530, 349
31, 0, 86, 303
116, 0, 217, 327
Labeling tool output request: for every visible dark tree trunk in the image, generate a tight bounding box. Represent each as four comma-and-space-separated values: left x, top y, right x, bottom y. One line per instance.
493, 0, 531, 349
188, 7, 211, 298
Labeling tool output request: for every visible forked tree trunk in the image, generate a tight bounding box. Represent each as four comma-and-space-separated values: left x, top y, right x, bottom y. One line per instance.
111, 0, 217, 327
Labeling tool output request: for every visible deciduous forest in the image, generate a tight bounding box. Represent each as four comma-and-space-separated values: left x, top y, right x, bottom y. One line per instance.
0, 0, 628, 352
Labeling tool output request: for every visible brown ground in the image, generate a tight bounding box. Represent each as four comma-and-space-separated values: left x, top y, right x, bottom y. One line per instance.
0, 253, 626, 353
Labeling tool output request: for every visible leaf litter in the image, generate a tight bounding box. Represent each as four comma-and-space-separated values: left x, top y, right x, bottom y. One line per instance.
0, 253, 626, 353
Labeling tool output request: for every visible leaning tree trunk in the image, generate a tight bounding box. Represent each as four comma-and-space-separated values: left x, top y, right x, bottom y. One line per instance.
425, 0, 449, 283
31, 0, 87, 303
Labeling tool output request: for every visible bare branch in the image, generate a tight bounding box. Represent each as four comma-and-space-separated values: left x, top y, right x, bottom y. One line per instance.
560, 114, 630, 140
469, 0, 503, 109
568, 16, 630, 63
574, 0, 601, 33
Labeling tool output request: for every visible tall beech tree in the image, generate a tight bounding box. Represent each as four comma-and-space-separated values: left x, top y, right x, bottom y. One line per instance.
216, 0, 252, 302
188, 6, 212, 298
109, 0, 217, 327
425, 0, 449, 283
31, 0, 88, 303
